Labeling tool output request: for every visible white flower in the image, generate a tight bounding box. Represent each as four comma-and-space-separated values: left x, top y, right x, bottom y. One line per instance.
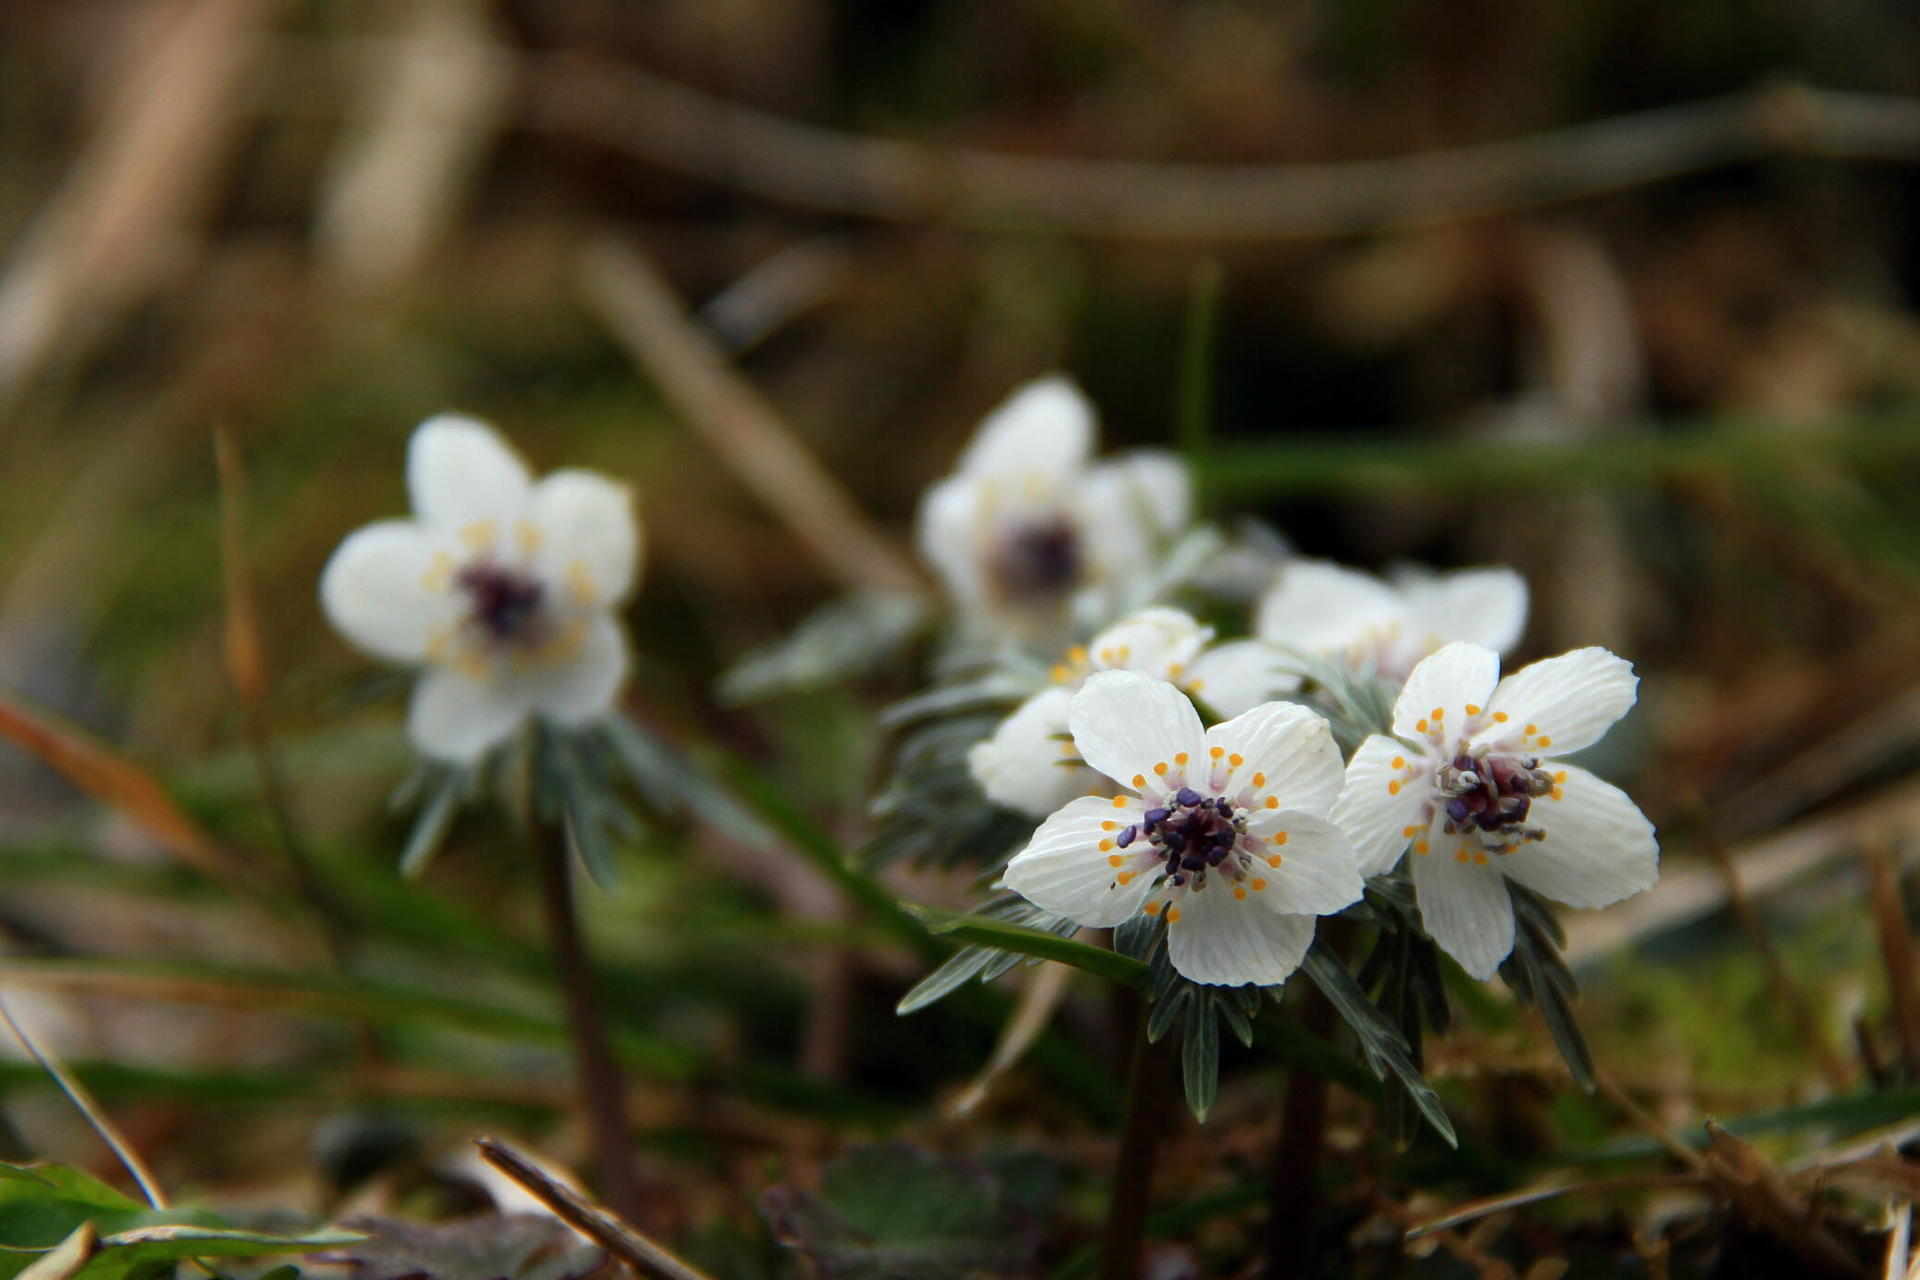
1187, 560, 1528, 717
1329, 642, 1657, 979
320, 415, 639, 764
914, 376, 1190, 637
1001, 670, 1363, 988
968, 608, 1211, 816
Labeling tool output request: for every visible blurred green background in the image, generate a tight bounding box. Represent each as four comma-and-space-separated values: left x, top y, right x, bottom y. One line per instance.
3, 1, 1920, 1275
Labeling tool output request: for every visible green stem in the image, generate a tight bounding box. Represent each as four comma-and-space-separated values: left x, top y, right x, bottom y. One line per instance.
533, 817, 641, 1220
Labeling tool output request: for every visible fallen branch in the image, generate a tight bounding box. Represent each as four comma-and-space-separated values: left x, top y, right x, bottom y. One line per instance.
528, 60, 1920, 241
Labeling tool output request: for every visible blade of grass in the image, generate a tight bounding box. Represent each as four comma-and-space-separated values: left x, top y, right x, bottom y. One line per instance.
0, 994, 166, 1208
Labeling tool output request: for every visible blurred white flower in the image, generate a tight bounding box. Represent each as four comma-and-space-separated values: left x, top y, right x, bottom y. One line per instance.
1329, 641, 1657, 978
914, 376, 1190, 638
320, 415, 639, 764
1002, 670, 1363, 988
1188, 560, 1528, 716
968, 608, 1211, 817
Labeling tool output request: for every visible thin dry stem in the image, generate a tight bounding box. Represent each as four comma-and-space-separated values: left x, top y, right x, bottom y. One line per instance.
528, 61, 1920, 241
1703, 814, 1851, 1092
578, 238, 920, 595
475, 1137, 714, 1280
0, 994, 167, 1209
1864, 837, 1920, 1076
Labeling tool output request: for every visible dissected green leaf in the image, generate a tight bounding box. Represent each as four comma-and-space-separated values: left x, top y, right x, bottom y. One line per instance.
0, 1162, 358, 1280
761, 1145, 1041, 1279
75, 1225, 362, 1280
1300, 945, 1457, 1147
719, 593, 928, 704
861, 712, 1035, 872
906, 907, 1148, 989
896, 899, 1077, 1014
0, 1162, 147, 1264
15, 1225, 95, 1280
1500, 882, 1594, 1090
325, 1214, 607, 1280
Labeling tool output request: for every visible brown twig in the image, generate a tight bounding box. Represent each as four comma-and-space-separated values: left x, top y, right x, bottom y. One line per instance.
1702, 810, 1851, 1092
528, 59, 1920, 241
1593, 1070, 1707, 1174
214, 426, 358, 966
577, 238, 920, 595
0, 0, 267, 399
1864, 837, 1920, 1077
531, 816, 641, 1221
475, 1137, 714, 1280
1405, 1174, 1699, 1241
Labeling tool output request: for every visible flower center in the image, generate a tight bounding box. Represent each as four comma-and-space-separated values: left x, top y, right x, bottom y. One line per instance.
1120, 787, 1246, 889
992, 515, 1083, 602
456, 561, 549, 648
1436, 751, 1553, 842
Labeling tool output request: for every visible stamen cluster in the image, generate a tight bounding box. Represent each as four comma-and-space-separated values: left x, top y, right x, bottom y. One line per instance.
1126, 788, 1246, 889
1436, 751, 1554, 843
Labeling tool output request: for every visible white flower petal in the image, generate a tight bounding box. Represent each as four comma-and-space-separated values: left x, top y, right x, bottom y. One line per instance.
1239, 811, 1365, 917
1393, 642, 1502, 740
529, 469, 641, 604
1078, 450, 1191, 558
1255, 560, 1402, 654
1183, 639, 1301, 718
523, 612, 629, 726
1397, 566, 1528, 657
407, 414, 533, 531
1167, 886, 1314, 988
1501, 763, 1658, 909
967, 687, 1089, 817
1476, 647, 1637, 756
1085, 608, 1210, 680
913, 475, 990, 612
1002, 795, 1155, 927
408, 666, 531, 763
319, 519, 458, 663
1068, 671, 1205, 792
1082, 454, 1182, 591
1330, 735, 1429, 876
959, 376, 1095, 478
1410, 838, 1515, 980
1206, 700, 1345, 816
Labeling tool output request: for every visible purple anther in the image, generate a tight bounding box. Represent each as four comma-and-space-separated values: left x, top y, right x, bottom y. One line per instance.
1143, 807, 1169, 830
1446, 797, 1471, 824
1175, 787, 1203, 808
1116, 825, 1137, 848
